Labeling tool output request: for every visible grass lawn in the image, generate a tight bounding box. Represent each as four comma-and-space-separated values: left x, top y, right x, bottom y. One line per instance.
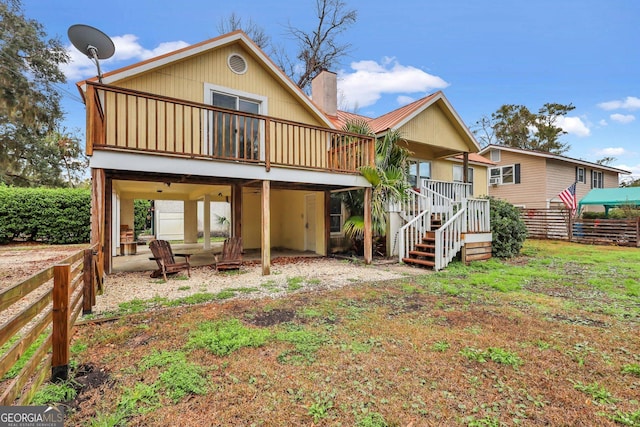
40, 240, 640, 426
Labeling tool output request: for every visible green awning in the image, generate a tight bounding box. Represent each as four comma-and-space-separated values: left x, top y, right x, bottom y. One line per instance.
578, 187, 640, 211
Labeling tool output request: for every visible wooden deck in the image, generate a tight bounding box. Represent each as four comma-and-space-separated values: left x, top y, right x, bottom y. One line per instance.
85, 82, 375, 175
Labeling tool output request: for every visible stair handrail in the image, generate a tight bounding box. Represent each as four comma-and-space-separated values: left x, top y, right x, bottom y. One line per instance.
434, 199, 467, 271
422, 179, 471, 202
398, 208, 431, 263
421, 186, 455, 224
397, 188, 430, 222
466, 198, 491, 233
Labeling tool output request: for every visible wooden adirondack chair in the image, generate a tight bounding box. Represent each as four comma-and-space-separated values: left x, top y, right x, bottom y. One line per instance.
149, 239, 191, 281
213, 236, 243, 271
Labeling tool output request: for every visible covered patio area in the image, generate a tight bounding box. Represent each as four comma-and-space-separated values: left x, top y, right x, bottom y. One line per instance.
111, 242, 323, 274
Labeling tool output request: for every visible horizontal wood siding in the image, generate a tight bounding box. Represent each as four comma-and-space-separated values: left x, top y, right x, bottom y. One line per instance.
546, 159, 589, 204
463, 241, 492, 263
488, 150, 546, 207
398, 104, 469, 152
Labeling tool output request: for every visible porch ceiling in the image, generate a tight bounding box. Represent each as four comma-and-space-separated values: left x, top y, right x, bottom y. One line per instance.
113, 180, 230, 201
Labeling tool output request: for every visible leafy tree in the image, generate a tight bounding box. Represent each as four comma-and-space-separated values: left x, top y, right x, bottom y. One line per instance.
595, 156, 616, 166
621, 177, 640, 187
0, 0, 86, 187
474, 103, 575, 154
219, 0, 356, 92
341, 120, 411, 250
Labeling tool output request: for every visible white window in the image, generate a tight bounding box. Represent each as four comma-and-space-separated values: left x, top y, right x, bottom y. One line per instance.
329, 195, 345, 235
204, 84, 267, 160
453, 165, 474, 194
592, 170, 603, 188
490, 149, 501, 162
577, 167, 586, 184
489, 165, 514, 185
408, 160, 431, 189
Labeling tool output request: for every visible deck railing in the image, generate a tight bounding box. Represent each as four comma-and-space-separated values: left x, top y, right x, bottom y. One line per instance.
85, 82, 375, 174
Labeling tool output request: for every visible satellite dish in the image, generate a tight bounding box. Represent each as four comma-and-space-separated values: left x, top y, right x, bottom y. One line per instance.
68, 24, 115, 83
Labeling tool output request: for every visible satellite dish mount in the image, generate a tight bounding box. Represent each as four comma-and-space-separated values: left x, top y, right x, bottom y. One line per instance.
68, 24, 115, 83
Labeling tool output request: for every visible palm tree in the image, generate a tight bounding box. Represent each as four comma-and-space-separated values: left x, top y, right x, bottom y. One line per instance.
340, 120, 412, 250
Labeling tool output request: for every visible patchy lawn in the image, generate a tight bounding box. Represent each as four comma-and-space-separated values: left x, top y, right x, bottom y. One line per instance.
39, 240, 640, 425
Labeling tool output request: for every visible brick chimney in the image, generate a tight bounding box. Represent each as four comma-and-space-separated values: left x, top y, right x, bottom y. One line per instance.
311, 70, 337, 117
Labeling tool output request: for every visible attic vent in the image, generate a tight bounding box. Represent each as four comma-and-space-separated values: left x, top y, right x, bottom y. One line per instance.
228, 54, 248, 74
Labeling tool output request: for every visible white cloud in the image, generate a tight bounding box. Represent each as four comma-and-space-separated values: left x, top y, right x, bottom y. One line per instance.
598, 119, 608, 126
610, 113, 635, 124
396, 95, 416, 105
62, 34, 189, 80
596, 147, 626, 156
555, 116, 591, 137
338, 59, 449, 109
597, 96, 640, 111
616, 163, 640, 179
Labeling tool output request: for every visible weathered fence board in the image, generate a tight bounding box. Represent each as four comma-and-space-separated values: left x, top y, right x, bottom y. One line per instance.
0, 243, 102, 405
520, 208, 639, 247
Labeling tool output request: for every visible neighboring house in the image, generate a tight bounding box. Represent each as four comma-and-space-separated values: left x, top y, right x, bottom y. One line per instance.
79, 30, 489, 274
479, 145, 630, 211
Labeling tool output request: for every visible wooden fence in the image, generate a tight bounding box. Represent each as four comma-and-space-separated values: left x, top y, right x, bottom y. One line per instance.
520, 208, 571, 240
520, 208, 640, 247
0, 245, 102, 405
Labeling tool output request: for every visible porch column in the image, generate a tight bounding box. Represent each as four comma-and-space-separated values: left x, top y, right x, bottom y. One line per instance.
261, 180, 271, 275
324, 191, 331, 256
184, 200, 198, 244
104, 176, 113, 274
232, 183, 242, 239
364, 187, 372, 265
203, 195, 211, 250
463, 152, 469, 183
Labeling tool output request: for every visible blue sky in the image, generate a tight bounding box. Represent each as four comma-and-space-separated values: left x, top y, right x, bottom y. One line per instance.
25, 0, 640, 180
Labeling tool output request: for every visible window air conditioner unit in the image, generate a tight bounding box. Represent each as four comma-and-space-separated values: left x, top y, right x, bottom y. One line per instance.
490, 177, 501, 185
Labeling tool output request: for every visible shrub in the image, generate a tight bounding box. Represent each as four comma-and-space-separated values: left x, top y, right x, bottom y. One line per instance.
134, 199, 151, 239
487, 197, 527, 258
582, 211, 607, 219
0, 185, 90, 244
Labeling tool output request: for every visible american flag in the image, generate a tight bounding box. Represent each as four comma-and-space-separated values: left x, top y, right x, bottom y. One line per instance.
558, 182, 577, 216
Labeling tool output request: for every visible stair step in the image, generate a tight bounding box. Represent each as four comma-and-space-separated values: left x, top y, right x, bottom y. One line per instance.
415, 243, 435, 250
409, 250, 435, 258
403, 257, 436, 267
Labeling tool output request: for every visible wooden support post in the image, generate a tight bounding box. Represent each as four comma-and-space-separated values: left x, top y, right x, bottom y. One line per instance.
261, 180, 271, 275
463, 152, 469, 183
52, 264, 71, 382
232, 183, 242, 239
324, 191, 331, 256
364, 187, 372, 265
82, 249, 94, 314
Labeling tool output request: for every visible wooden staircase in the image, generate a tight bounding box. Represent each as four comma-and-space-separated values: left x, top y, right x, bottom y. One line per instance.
402, 216, 441, 269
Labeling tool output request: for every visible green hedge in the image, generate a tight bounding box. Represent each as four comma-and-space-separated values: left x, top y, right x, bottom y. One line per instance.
0, 186, 91, 244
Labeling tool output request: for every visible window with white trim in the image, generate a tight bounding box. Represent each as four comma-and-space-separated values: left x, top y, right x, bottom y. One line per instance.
453, 165, 474, 194
329, 194, 345, 235
577, 167, 586, 184
592, 170, 603, 188
408, 160, 431, 189
204, 84, 267, 160
489, 165, 514, 185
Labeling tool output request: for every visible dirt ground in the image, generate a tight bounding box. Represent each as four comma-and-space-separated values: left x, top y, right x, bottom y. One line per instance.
0, 243, 87, 290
